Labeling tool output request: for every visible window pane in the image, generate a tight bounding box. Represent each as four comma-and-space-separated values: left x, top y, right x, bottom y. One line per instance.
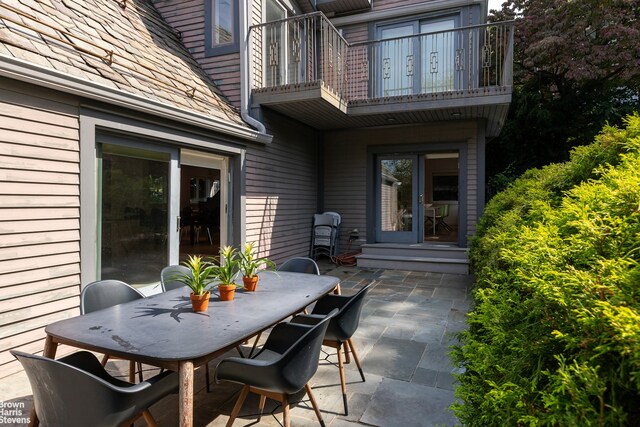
100, 147, 169, 285
420, 19, 455, 92
213, 0, 234, 46
380, 159, 413, 232
264, 0, 287, 86
379, 24, 414, 97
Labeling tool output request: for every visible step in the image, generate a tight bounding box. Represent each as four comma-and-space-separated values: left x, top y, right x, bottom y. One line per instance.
356, 254, 469, 275
360, 243, 468, 260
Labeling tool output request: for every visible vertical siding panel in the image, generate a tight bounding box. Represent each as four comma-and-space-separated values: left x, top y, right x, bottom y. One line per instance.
0, 79, 81, 379
323, 135, 368, 251
245, 111, 319, 264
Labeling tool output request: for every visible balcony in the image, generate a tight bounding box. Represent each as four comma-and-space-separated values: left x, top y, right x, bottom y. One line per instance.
249, 13, 514, 136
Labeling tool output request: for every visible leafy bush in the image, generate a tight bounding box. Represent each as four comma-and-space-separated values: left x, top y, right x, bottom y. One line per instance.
453, 114, 640, 425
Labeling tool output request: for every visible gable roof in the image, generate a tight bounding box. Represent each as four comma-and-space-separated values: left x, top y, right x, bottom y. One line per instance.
0, 0, 250, 132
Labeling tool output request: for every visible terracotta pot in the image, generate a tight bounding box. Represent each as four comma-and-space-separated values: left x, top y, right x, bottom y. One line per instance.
243, 275, 259, 292
189, 291, 210, 312
218, 284, 236, 301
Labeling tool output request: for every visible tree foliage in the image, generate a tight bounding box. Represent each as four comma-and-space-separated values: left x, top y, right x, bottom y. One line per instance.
453, 115, 640, 425
486, 0, 640, 194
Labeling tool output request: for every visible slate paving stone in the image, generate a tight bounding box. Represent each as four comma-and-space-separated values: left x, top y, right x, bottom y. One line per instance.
360, 378, 457, 427
411, 367, 438, 387
412, 320, 448, 344
433, 286, 468, 300
419, 342, 456, 372
362, 337, 427, 381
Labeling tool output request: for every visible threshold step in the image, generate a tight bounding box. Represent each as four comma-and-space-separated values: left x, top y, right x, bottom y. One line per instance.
356, 254, 469, 274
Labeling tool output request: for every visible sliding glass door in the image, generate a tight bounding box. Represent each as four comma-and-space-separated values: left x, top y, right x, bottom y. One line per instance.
98, 142, 179, 286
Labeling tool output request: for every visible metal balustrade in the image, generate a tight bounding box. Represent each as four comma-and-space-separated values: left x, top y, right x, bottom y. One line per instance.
249, 12, 349, 99
248, 13, 514, 103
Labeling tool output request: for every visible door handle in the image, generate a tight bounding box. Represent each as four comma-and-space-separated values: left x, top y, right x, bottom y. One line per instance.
418, 194, 424, 204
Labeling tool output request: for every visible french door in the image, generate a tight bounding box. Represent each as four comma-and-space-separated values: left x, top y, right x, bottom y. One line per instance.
376, 155, 424, 243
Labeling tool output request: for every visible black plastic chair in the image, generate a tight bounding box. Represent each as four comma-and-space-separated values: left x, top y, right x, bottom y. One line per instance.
80, 279, 146, 382
277, 257, 321, 275
215, 310, 338, 427
245, 256, 326, 359
291, 283, 372, 415
12, 350, 177, 427
160, 265, 191, 292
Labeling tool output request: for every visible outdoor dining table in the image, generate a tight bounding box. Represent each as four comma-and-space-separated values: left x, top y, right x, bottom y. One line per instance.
34, 271, 341, 427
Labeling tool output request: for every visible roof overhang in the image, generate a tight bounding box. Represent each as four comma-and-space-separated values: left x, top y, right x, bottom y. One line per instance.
0, 55, 273, 144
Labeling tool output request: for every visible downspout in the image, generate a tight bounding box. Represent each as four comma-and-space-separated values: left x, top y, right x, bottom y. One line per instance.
239, 0, 268, 135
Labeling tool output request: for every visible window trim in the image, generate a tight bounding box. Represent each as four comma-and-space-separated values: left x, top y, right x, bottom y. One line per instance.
205, 0, 240, 57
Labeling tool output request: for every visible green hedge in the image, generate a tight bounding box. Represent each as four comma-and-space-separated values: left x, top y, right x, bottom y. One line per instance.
453, 114, 640, 426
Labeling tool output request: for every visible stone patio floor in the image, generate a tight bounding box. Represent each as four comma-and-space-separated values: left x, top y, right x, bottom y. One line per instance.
0, 263, 472, 427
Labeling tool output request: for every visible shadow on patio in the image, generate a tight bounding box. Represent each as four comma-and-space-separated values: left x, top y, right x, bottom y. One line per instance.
1, 264, 472, 427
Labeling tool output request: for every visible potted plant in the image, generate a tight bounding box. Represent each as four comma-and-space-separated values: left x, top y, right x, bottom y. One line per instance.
238, 242, 276, 291
210, 245, 241, 301
176, 255, 216, 312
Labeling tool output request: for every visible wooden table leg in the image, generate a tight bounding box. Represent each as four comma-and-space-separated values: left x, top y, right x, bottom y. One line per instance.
29, 336, 58, 427
178, 360, 194, 427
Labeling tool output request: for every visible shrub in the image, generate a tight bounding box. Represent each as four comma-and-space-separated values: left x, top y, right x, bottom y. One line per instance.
453, 114, 640, 425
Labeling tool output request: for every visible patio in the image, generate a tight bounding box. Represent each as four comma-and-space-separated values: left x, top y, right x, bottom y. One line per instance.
0, 264, 472, 427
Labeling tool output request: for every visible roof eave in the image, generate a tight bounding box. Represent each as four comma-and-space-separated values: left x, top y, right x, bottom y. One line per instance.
0, 55, 273, 144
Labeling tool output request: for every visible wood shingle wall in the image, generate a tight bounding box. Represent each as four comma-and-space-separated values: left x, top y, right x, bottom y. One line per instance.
0, 79, 81, 378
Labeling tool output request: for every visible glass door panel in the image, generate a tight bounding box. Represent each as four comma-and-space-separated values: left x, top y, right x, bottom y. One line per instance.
377, 156, 422, 243
265, 0, 287, 86
99, 145, 171, 285
378, 24, 415, 97
420, 18, 455, 93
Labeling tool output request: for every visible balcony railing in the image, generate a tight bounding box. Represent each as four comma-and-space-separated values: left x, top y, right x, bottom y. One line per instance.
248, 12, 349, 99
248, 13, 514, 103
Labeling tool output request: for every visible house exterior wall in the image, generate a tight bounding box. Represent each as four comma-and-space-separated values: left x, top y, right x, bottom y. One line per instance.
153, 0, 242, 107
0, 78, 82, 378
323, 120, 481, 249
245, 109, 319, 263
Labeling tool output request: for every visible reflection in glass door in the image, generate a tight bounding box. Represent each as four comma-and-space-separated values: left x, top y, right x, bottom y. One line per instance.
420, 18, 456, 93
99, 144, 175, 285
377, 156, 422, 243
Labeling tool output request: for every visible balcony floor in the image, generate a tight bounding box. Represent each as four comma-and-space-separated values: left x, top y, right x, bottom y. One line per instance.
1, 263, 472, 426
253, 81, 510, 136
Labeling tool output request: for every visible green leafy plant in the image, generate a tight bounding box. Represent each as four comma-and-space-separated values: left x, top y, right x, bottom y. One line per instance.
237, 242, 276, 278
210, 245, 241, 286
176, 255, 216, 296
453, 115, 640, 426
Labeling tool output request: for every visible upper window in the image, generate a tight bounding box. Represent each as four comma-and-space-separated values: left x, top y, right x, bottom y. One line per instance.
374, 14, 458, 97
205, 0, 239, 56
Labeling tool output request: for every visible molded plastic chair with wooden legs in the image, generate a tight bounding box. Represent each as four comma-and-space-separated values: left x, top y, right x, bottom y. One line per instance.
215, 310, 338, 427
160, 265, 191, 292
290, 283, 372, 415
80, 279, 146, 383
277, 257, 321, 275
12, 350, 177, 427
277, 256, 340, 297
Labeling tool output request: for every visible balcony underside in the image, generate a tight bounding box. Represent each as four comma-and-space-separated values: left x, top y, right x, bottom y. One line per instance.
252, 81, 511, 137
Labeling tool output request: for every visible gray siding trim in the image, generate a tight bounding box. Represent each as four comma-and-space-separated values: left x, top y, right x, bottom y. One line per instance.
0, 55, 271, 144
